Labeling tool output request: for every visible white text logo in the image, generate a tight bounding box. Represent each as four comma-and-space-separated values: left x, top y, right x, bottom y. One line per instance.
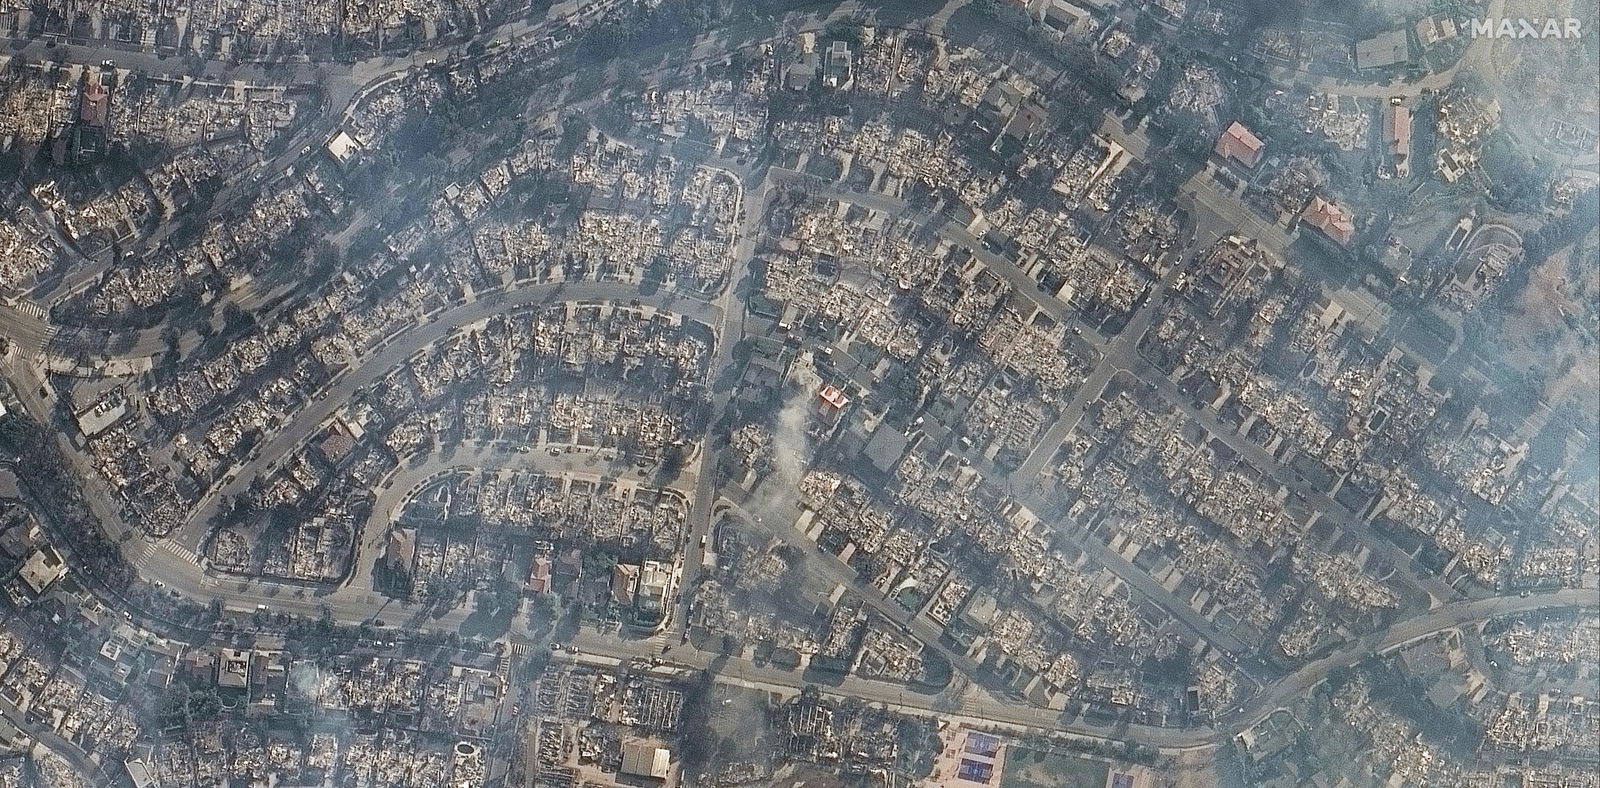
1469, 18, 1583, 39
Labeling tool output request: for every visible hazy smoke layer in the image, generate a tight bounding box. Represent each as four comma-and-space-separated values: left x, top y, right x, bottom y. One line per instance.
770, 358, 822, 499
1235, 0, 1363, 25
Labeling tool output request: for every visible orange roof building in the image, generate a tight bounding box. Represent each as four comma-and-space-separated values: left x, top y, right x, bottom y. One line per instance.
1301, 197, 1356, 247
819, 385, 850, 410
385, 529, 416, 574
1213, 121, 1264, 169
528, 556, 553, 594
612, 563, 640, 606
80, 81, 109, 128
1384, 105, 1412, 176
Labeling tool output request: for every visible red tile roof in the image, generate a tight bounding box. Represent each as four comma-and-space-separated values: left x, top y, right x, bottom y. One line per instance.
81, 84, 108, 128
528, 556, 553, 594
1384, 105, 1411, 159
819, 385, 850, 409
1301, 197, 1356, 246
1213, 121, 1264, 168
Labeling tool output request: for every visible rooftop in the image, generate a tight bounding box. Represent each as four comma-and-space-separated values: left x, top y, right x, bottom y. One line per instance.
620, 739, 671, 780
1355, 30, 1410, 70
1301, 197, 1356, 246
1214, 121, 1264, 168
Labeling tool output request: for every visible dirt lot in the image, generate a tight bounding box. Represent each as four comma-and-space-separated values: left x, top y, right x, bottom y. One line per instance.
1499, 234, 1600, 410
999, 748, 1109, 788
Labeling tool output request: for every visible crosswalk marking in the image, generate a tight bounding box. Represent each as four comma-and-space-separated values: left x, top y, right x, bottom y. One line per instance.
11, 300, 47, 321
127, 539, 202, 573
160, 540, 200, 565
126, 540, 157, 570
643, 629, 671, 655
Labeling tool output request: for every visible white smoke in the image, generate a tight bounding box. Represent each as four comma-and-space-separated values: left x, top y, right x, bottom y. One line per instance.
768, 355, 822, 503
289, 660, 329, 704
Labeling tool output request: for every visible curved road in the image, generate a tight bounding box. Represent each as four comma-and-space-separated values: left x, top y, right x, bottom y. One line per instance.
171, 278, 724, 549
346, 441, 701, 599
0, 0, 597, 362
135, 438, 698, 633
1243, 588, 1597, 726
2, 0, 1595, 760
566, 587, 1596, 751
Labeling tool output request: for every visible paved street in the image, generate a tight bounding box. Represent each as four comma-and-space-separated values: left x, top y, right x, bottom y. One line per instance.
174, 278, 724, 549
787, 178, 1429, 666
1243, 588, 1598, 725
672, 165, 766, 645
710, 494, 1013, 709
349, 441, 700, 597
0, 0, 1594, 766
565, 586, 1594, 751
